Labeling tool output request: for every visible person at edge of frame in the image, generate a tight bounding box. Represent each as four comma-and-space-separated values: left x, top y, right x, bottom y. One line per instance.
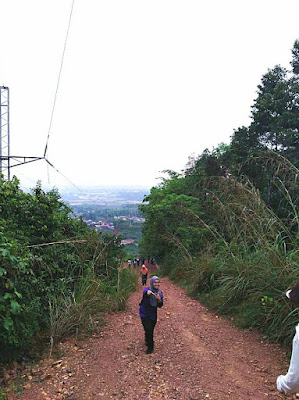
277, 282, 299, 395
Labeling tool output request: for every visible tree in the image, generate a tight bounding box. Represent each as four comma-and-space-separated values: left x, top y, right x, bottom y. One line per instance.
250, 65, 299, 166
230, 126, 260, 165
291, 39, 299, 75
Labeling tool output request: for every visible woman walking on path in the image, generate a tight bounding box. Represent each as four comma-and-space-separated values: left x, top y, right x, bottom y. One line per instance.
277, 282, 299, 395
139, 276, 163, 354
140, 264, 148, 286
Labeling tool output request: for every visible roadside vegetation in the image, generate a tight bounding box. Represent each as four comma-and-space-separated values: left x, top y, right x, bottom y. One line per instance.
0, 178, 137, 369
139, 39, 299, 344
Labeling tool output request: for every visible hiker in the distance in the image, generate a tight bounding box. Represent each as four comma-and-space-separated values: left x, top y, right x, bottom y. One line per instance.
277, 282, 299, 394
140, 264, 148, 286
139, 276, 163, 354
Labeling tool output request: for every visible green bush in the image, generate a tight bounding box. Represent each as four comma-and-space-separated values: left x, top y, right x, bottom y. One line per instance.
0, 178, 132, 364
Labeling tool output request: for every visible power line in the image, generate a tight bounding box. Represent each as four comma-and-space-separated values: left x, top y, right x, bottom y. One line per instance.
27, 239, 89, 248
44, 0, 75, 158
45, 158, 90, 198
1, 2, 92, 204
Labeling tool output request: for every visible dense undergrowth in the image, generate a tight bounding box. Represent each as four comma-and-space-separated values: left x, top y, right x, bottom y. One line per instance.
140, 40, 299, 345
0, 177, 137, 368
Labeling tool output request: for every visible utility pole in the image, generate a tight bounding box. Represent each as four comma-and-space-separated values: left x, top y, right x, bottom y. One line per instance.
0, 86, 44, 181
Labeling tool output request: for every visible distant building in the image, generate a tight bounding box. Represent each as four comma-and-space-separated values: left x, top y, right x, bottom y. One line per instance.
99, 223, 114, 231
121, 239, 135, 245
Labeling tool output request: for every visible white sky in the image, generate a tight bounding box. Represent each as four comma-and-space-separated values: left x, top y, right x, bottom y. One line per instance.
1, 0, 298, 190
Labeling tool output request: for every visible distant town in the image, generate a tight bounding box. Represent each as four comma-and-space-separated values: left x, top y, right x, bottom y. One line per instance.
61, 186, 149, 205
62, 186, 149, 251
84, 215, 145, 236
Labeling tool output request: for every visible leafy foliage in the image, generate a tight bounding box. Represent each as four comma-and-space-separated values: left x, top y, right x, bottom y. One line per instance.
0, 178, 135, 363
139, 40, 299, 344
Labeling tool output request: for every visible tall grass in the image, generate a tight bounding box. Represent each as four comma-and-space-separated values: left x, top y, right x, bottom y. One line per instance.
48, 266, 138, 347
159, 153, 299, 344
162, 247, 299, 343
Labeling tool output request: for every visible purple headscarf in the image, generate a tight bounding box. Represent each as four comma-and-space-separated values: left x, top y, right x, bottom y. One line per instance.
149, 276, 163, 307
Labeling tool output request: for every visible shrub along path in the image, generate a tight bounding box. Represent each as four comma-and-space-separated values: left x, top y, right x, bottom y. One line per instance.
10, 262, 288, 400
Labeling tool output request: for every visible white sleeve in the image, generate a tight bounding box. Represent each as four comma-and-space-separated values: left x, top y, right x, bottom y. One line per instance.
277, 331, 299, 394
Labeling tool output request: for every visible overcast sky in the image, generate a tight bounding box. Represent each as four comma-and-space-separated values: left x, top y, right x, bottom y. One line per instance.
1, 0, 298, 191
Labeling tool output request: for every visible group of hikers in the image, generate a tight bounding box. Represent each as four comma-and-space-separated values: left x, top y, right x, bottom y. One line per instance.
128, 257, 299, 395
127, 256, 156, 269
127, 256, 152, 286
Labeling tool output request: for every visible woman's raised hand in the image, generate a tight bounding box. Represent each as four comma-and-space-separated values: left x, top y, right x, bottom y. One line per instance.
154, 293, 161, 302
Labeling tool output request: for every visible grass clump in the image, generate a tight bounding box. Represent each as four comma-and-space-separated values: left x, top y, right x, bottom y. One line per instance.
48, 266, 138, 346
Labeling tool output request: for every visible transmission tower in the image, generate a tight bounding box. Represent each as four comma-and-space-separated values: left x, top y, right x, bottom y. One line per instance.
0, 86, 10, 180
0, 86, 43, 181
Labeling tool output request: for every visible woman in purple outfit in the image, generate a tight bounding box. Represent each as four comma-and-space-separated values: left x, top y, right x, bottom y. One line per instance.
139, 276, 164, 354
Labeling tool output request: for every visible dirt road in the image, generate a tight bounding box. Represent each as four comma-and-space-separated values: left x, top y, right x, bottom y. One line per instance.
11, 264, 288, 400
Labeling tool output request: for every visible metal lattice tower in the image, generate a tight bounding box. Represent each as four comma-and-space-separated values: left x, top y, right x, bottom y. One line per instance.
0, 86, 44, 181
0, 86, 10, 180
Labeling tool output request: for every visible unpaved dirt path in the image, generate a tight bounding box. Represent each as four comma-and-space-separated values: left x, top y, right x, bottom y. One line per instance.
10, 263, 288, 400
